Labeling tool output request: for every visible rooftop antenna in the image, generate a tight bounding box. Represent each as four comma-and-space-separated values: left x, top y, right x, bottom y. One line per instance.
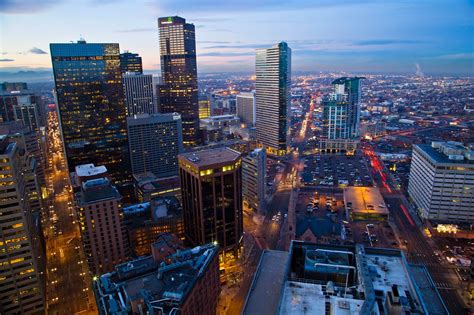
78, 34, 86, 44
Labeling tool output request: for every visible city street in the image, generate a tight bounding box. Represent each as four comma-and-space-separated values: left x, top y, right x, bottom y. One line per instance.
44, 111, 96, 314
365, 144, 468, 315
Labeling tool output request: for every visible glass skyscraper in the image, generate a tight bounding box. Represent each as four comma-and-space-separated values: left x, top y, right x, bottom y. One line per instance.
120, 51, 143, 74
255, 42, 291, 156
50, 40, 131, 190
319, 77, 363, 154
158, 16, 199, 146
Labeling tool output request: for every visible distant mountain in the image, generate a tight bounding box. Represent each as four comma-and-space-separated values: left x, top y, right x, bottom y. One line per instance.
0, 70, 54, 83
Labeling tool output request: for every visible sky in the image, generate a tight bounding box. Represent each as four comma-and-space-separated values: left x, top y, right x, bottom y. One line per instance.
0, 0, 473, 76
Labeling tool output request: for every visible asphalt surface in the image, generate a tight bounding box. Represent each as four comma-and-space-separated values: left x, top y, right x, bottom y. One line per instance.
44, 111, 96, 315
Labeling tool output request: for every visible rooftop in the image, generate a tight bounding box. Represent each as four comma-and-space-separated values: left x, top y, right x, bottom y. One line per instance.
75, 163, 108, 177
243, 250, 288, 315
179, 147, 241, 168
77, 177, 120, 204
343, 187, 389, 217
416, 142, 474, 165
95, 243, 219, 314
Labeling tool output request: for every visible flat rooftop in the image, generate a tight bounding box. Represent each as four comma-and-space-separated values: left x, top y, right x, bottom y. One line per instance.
344, 187, 388, 216
179, 147, 241, 168
243, 250, 288, 315
416, 144, 473, 165
75, 163, 108, 177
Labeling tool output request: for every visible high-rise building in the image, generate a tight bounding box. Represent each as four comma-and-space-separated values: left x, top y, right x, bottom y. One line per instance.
75, 165, 128, 275
179, 147, 243, 261
95, 243, 220, 315
408, 141, 474, 223
158, 16, 199, 146
319, 77, 363, 154
242, 148, 266, 213
255, 42, 291, 156
0, 86, 43, 131
1, 82, 28, 92
119, 51, 143, 74
50, 40, 132, 192
127, 113, 183, 178
236, 91, 256, 127
199, 99, 211, 119
0, 137, 45, 314
122, 72, 155, 116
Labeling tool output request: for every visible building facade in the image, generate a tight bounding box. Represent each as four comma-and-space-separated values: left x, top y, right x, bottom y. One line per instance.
119, 51, 143, 74
122, 73, 155, 116
158, 16, 199, 146
236, 91, 256, 127
179, 147, 243, 261
0, 87, 43, 131
320, 77, 363, 154
0, 138, 45, 314
255, 42, 291, 156
127, 113, 183, 178
242, 148, 266, 213
50, 40, 132, 192
408, 142, 474, 223
76, 174, 128, 275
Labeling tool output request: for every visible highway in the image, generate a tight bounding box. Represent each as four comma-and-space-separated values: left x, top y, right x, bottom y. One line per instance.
44, 110, 97, 315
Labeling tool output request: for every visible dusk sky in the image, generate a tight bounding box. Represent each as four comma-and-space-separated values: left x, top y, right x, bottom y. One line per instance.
0, 0, 473, 75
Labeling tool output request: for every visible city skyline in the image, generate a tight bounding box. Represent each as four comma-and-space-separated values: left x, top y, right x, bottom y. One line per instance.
0, 0, 473, 76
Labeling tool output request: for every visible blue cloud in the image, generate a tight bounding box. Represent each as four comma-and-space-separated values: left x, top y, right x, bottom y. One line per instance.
29, 47, 48, 54
0, 58, 15, 62
354, 39, 424, 46
0, 0, 59, 14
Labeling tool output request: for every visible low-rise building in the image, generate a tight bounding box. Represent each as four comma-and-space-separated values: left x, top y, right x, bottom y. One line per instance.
344, 187, 389, 221
133, 172, 181, 202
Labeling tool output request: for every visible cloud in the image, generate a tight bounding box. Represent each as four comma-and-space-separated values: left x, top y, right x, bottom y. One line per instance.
1, 52, 8, 55
28, 47, 48, 54
152, 0, 375, 13
205, 44, 270, 49
199, 51, 254, 57
0, 59, 15, 62
0, 0, 59, 14
354, 39, 423, 46
432, 53, 474, 60
198, 41, 232, 44
115, 28, 155, 33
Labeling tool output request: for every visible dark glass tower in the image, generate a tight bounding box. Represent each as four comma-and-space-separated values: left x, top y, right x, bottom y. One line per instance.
50, 40, 131, 190
120, 51, 143, 74
158, 16, 199, 146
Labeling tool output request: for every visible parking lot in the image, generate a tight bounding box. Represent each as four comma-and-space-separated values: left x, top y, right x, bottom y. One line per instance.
301, 154, 373, 187
347, 221, 399, 249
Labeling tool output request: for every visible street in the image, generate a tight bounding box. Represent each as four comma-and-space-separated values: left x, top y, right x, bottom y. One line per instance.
44, 110, 96, 314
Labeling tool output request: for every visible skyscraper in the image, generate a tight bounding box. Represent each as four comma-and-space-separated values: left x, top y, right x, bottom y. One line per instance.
255, 42, 291, 156
0, 137, 45, 314
236, 91, 256, 127
242, 148, 266, 213
50, 40, 132, 191
127, 113, 183, 178
158, 16, 199, 146
75, 165, 128, 275
319, 77, 363, 154
122, 73, 155, 116
178, 147, 243, 261
119, 51, 143, 74
0, 85, 43, 131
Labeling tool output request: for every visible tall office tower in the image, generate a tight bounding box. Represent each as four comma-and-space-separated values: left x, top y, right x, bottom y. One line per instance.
123, 73, 156, 116
178, 147, 243, 261
0, 85, 43, 131
119, 51, 143, 74
158, 16, 199, 146
236, 91, 256, 127
0, 137, 45, 314
319, 77, 363, 154
50, 40, 132, 193
255, 42, 291, 156
242, 148, 266, 213
408, 142, 474, 223
75, 165, 128, 275
127, 113, 183, 178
